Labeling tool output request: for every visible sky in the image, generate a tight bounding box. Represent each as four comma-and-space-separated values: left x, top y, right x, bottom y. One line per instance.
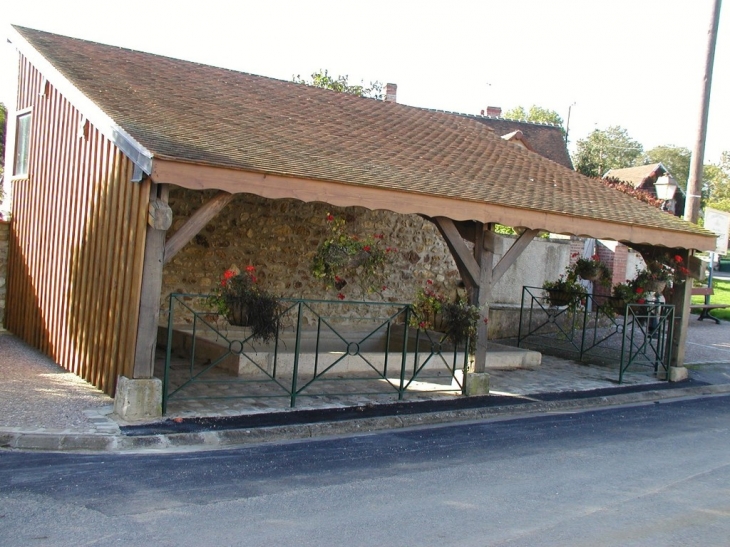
1, 0, 728, 164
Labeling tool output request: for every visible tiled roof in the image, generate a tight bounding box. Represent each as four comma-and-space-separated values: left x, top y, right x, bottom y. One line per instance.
604, 163, 666, 188
11, 26, 715, 247
463, 116, 574, 169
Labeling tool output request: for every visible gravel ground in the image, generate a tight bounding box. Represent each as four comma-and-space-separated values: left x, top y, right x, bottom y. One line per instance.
0, 331, 113, 430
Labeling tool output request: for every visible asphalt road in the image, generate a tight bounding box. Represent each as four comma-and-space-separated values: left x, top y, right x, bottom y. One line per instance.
2, 395, 730, 546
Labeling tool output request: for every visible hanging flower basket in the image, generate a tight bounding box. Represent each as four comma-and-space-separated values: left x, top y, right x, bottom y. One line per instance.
545, 290, 577, 307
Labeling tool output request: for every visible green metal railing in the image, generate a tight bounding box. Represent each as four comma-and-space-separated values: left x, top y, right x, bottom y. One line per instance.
517, 286, 674, 382
162, 294, 469, 413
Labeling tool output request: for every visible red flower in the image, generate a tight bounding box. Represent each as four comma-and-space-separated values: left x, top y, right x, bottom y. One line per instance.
335, 275, 342, 282
426, 279, 433, 285
326, 214, 334, 222
483, 318, 489, 324
571, 252, 579, 258
250, 276, 257, 283
637, 298, 646, 304
419, 321, 427, 329
363, 245, 371, 252
592, 254, 600, 261
674, 255, 683, 263
635, 287, 644, 294
223, 270, 236, 279
374, 233, 384, 239
337, 293, 345, 300
245, 265, 255, 272
382, 286, 387, 291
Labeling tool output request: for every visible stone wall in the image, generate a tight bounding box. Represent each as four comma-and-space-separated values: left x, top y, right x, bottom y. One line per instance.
0, 220, 8, 328
161, 188, 571, 336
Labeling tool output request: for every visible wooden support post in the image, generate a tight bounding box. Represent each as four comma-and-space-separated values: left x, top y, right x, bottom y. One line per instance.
132, 183, 170, 378
473, 223, 494, 373
667, 249, 692, 372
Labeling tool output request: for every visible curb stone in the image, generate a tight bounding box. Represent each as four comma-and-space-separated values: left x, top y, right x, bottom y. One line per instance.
3, 383, 730, 453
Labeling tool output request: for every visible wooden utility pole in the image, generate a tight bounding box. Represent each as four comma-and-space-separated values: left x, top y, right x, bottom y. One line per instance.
685, 0, 722, 224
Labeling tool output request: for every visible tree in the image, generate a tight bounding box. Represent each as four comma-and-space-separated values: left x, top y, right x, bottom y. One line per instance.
503, 105, 564, 129
572, 126, 643, 178
292, 69, 384, 99
705, 151, 730, 207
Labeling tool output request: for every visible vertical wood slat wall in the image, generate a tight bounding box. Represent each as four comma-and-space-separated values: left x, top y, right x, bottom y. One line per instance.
5, 55, 150, 396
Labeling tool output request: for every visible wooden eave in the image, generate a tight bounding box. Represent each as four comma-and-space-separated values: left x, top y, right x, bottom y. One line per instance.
7, 25, 154, 174
151, 158, 718, 252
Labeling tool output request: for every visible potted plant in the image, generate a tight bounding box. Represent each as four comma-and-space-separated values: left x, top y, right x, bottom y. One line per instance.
542, 275, 587, 308
609, 281, 645, 315
571, 253, 611, 285
635, 261, 673, 294
208, 266, 280, 343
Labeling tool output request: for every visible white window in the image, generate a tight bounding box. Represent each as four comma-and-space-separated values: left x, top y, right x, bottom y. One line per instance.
13, 111, 32, 177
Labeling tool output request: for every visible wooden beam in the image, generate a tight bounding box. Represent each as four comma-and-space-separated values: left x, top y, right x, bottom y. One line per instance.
151, 159, 717, 252
163, 190, 233, 264
433, 217, 479, 288
491, 229, 540, 284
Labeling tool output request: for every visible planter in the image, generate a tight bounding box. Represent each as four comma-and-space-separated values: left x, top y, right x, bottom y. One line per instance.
225, 299, 251, 327
545, 290, 576, 307
578, 270, 603, 282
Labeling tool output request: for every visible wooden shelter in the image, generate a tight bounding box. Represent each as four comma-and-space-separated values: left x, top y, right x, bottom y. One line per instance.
2, 26, 717, 416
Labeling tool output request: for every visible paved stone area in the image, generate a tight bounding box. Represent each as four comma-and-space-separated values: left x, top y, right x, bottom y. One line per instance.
1, 316, 729, 437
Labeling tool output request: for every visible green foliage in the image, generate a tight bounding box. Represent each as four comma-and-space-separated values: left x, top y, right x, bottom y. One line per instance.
311, 213, 395, 297
572, 126, 643, 178
570, 253, 611, 287
503, 105, 564, 131
292, 69, 384, 99
542, 276, 587, 308
691, 278, 730, 321
705, 151, 730, 203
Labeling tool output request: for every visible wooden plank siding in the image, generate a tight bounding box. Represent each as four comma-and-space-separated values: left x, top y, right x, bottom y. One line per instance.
5, 55, 150, 396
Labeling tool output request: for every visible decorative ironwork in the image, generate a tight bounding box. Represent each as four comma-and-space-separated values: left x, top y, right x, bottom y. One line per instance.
517, 286, 674, 382
162, 295, 469, 414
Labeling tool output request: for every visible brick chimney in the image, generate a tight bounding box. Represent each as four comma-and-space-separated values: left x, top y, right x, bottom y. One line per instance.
486, 106, 502, 117
385, 83, 397, 103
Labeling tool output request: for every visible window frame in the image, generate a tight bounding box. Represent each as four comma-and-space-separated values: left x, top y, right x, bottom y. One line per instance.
12, 107, 33, 179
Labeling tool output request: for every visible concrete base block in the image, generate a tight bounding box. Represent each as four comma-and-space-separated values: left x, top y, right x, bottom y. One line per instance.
113, 376, 162, 420
669, 366, 689, 382
465, 372, 490, 396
